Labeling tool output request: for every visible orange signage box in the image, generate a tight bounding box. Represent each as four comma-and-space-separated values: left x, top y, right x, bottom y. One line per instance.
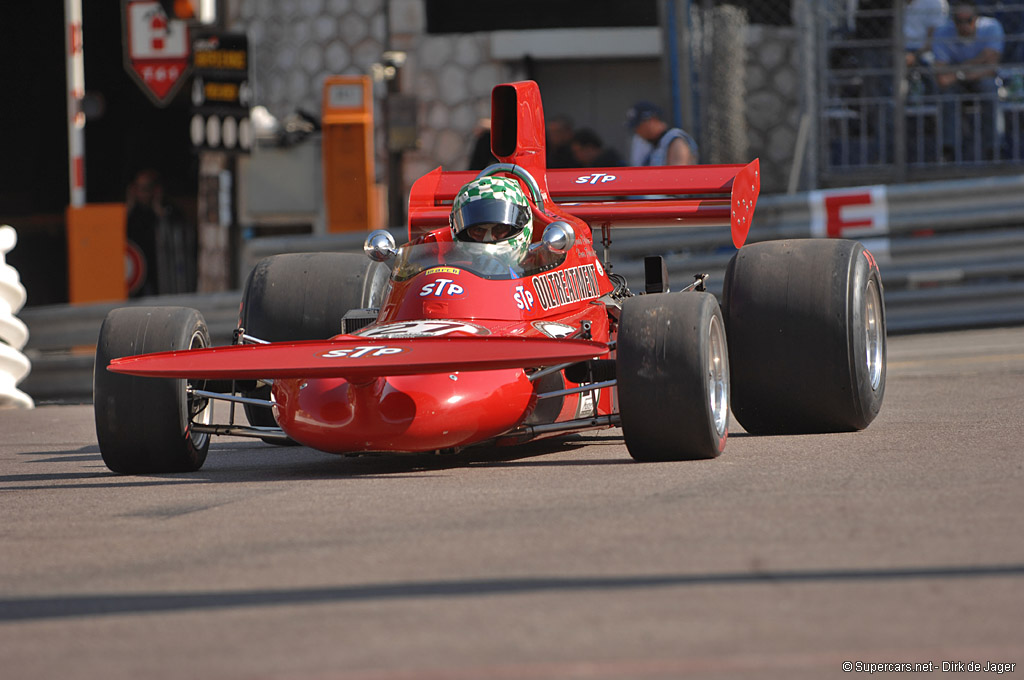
321, 75, 378, 232
66, 203, 127, 303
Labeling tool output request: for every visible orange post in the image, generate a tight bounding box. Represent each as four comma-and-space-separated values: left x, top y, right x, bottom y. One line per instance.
321, 75, 378, 232
66, 203, 126, 303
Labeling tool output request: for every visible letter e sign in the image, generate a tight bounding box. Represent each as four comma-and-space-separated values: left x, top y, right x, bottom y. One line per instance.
809, 186, 888, 239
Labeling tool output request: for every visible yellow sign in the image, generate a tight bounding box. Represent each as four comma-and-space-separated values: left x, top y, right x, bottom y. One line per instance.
193, 49, 246, 70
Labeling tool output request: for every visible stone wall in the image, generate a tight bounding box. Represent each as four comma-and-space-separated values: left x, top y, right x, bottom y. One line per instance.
394, 33, 511, 185
744, 24, 803, 195
229, 0, 387, 121
226, 0, 513, 206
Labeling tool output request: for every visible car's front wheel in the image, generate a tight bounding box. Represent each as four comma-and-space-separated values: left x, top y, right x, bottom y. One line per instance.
617, 292, 729, 461
94, 306, 213, 474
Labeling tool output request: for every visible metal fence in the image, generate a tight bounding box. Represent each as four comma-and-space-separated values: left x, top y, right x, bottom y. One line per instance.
818, 1, 1024, 181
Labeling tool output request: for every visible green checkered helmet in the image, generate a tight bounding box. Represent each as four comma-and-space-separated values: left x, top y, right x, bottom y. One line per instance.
450, 176, 534, 265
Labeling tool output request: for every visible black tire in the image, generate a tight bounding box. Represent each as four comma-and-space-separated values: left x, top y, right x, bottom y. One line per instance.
722, 238, 886, 434
618, 292, 730, 461
94, 307, 212, 474
238, 253, 390, 433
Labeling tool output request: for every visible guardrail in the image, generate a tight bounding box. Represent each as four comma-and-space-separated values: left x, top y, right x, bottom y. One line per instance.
1, 226, 34, 409
18, 173, 1024, 402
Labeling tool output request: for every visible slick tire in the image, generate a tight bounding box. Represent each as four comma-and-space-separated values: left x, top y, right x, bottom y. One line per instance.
618, 292, 730, 461
238, 253, 390, 436
722, 238, 886, 435
94, 306, 212, 474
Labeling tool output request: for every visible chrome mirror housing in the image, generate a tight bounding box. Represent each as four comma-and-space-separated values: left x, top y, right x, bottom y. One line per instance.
540, 221, 576, 254
364, 229, 397, 262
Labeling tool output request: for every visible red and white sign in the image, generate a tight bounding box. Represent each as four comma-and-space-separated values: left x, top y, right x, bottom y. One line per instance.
808, 185, 891, 260
809, 186, 889, 239
123, 0, 190, 106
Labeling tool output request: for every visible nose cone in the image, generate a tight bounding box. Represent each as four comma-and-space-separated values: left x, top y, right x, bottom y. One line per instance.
272, 369, 534, 453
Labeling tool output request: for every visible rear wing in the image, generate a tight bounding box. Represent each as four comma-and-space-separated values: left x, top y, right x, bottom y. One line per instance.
408, 159, 760, 249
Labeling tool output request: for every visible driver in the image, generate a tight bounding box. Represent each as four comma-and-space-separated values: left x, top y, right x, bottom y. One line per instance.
449, 176, 534, 275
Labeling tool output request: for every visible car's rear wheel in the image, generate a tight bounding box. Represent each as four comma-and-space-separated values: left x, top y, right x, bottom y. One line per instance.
618, 292, 729, 461
722, 238, 886, 434
94, 306, 212, 474
238, 253, 390, 435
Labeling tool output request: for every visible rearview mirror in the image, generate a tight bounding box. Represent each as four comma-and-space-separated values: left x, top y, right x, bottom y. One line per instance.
364, 229, 397, 262
540, 221, 575, 254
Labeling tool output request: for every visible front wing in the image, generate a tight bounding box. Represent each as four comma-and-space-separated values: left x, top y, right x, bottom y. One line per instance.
107, 335, 610, 381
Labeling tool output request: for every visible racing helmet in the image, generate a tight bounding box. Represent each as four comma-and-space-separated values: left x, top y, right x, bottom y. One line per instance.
450, 176, 534, 265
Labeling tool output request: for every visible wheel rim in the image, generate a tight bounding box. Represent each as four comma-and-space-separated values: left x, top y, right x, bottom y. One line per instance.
187, 329, 213, 448
864, 279, 884, 391
707, 314, 729, 437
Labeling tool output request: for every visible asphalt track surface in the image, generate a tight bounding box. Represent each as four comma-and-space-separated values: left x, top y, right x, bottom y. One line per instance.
1, 326, 1022, 680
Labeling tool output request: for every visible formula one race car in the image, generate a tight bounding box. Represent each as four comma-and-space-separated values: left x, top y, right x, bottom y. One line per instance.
93, 81, 886, 474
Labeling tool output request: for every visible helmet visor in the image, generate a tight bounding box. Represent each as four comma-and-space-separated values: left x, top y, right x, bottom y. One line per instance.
452, 199, 530, 243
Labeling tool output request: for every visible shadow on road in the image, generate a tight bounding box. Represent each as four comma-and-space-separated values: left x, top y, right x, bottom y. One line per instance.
3, 564, 1023, 622
2, 434, 636, 489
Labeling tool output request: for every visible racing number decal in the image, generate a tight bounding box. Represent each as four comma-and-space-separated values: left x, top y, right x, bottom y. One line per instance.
321, 346, 405, 359
356, 321, 490, 338
532, 321, 575, 338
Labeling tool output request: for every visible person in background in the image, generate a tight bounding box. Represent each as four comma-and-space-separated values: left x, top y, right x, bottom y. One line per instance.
933, 1, 1004, 159
625, 101, 698, 165
125, 169, 196, 297
569, 128, 625, 168
468, 117, 498, 170
905, 0, 949, 101
628, 133, 653, 167
545, 114, 575, 168
905, 0, 949, 68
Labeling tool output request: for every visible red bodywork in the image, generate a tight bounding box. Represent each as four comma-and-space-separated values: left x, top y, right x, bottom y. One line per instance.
108, 81, 759, 454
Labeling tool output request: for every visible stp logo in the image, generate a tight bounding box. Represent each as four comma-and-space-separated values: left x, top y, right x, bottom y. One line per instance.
321, 346, 405, 358
514, 285, 534, 310
575, 173, 617, 185
419, 278, 464, 297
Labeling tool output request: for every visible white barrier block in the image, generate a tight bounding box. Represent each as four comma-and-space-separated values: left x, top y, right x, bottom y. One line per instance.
0, 225, 34, 409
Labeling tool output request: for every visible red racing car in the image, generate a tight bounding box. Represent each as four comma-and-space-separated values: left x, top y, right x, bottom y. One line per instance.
93, 81, 886, 474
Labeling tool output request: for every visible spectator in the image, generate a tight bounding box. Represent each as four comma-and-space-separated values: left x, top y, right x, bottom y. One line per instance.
905, 0, 949, 68
125, 169, 196, 297
569, 128, 625, 168
624, 101, 698, 165
628, 133, 653, 167
546, 114, 576, 168
971, 1, 1024, 68
468, 117, 498, 170
905, 0, 948, 103
933, 2, 1005, 159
